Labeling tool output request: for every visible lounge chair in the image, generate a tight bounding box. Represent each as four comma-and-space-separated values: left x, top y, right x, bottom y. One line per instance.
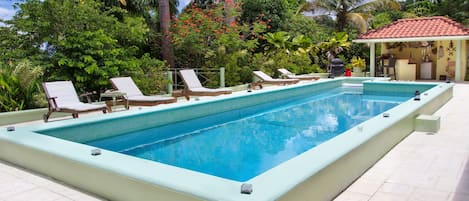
277, 68, 320, 81
179, 69, 232, 100
252, 71, 299, 89
109, 77, 177, 107
42, 81, 107, 122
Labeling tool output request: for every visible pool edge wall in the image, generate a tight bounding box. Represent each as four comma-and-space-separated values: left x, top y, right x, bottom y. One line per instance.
277, 83, 453, 201
0, 140, 203, 201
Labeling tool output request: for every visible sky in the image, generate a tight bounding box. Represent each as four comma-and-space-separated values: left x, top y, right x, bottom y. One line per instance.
0, 0, 192, 21
0, 0, 19, 20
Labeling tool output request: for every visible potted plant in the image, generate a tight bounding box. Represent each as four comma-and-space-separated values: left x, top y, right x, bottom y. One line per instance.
351, 57, 366, 73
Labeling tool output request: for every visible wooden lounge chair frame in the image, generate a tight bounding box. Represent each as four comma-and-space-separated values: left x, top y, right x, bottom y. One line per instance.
109, 77, 176, 107
277, 68, 320, 81
42, 81, 107, 122
252, 71, 299, 89
179, 69, 232, 100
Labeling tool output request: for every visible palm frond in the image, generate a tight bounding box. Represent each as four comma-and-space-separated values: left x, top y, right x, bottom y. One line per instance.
295, 1, 314, 16
354, 0, 400, 13
346, 12, 370, 33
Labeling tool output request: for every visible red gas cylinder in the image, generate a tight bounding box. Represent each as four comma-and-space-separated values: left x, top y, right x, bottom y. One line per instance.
345, 69, 352, 76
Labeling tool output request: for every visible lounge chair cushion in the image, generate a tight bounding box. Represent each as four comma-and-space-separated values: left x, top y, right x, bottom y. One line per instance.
109, 76, 176, 106
109, 77, 143, 97
180, 69, 204, 89
42, 80, 107, 122
59, 103, 109, 112
189, 87, 232, 93
278, 68, 320, 80
253, 71, 299, 82
43, 81, 82, 108
126, 95, 176, 102
278, 68, 294, 76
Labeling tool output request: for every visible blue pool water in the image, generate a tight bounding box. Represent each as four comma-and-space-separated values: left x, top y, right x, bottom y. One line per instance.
88, 87, 411, 181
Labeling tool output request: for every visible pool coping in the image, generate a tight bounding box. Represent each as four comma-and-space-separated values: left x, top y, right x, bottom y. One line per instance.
0, 78, 453, 201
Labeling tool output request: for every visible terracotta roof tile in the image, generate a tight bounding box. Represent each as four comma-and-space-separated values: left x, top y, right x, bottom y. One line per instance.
358, 16, 469, 39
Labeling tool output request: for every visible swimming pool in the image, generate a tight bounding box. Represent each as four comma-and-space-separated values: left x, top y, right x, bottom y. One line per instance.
86, 87, 407, 182
0, 78, 453, 201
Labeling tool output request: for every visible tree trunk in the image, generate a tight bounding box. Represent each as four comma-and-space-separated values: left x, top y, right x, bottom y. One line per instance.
159, 0, 175, 68
336, 11, 347, 32
224, 0, 235, 25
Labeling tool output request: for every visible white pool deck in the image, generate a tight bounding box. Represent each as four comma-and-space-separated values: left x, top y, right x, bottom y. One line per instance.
1, 83, 469, 201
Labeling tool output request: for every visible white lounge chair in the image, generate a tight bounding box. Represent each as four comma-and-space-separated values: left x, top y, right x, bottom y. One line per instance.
252, 71, 299, 89
277, 68, 320, 81
42, 81, 107, 122
110, 77, 176, 107
179, 69, 232, 100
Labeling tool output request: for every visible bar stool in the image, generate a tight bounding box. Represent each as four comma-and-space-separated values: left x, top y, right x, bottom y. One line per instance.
381, 57, 397, 80
374, 56, 383, 77
384, 57, 397, 80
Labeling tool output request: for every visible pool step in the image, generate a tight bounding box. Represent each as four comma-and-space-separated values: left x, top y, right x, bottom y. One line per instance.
342, 83, 363, 87
415, 115, 440, 133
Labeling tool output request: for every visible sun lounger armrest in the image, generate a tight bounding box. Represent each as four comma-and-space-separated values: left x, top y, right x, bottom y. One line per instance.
47, 96, 59, 111
79, 91, 96, 103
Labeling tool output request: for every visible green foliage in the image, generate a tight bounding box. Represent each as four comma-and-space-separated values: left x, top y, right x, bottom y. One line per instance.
284, 0, 307, 12
263, 31, 314, 53
241, 0, 290, 31
405, 0, 436, 17
265, 32, 291, 50
318, 32, 351, 59
250, 51, 321, 78
0, 0, 170, 99
0, 60, 45, 112
172, 3, 265, 86
351, 56, 366, 70
124, 54, 170, 95
254, 33, 321, 72
254, 30, 325, 78
371, 12, 393, 29
311, 0, 400, 32
50, 29, 128, 92
279, 15, 331, 43
434, 0, 469, 26
308, 32, 352, 70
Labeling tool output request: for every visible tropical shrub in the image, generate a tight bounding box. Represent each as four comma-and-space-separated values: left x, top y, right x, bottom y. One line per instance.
241, 0, 290, 31
124, 54, 170, 95
0, 60, 45, 112
1, 0, 169, 97
172, 3, 265, 86
351, 56, 366, 71
279, 15, 331, 43
250, 50, 322, 78
311, 32, 351, 70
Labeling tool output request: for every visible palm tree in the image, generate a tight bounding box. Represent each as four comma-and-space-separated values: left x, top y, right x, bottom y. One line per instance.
158, 0, 175, 68
304, 0, 400, 33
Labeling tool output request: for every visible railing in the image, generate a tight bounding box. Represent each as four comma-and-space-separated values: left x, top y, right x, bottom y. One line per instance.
166, 67, 225, 93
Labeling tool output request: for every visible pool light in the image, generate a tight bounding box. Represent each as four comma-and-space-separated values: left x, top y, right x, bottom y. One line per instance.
91, 149, 102, 156
357, 125, 363, 132
241, 183, 253, 194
